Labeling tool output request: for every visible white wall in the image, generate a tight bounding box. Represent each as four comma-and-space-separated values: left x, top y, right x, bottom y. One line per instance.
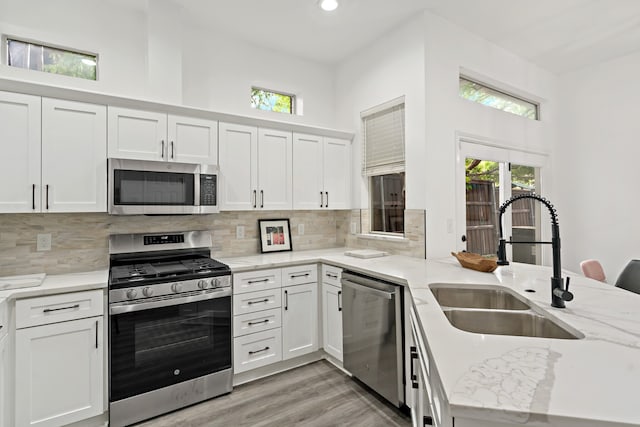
335, 15, 426, 210
0, 0, 149, 98
181, 24, 337, 129
0, 0, 338, 128
423, 13, 559, 259
557, 51, 640, 280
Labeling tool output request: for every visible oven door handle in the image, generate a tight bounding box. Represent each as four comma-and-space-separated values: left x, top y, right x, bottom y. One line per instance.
109, 289, 231, 315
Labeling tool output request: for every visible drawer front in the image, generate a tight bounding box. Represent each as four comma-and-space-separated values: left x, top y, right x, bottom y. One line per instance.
282, 264, 317, 286
233, 288, 282, 316
16, 290, 104, 329
233, 328, 282, 373
234, 308, 281, 338
322, 264, 342, 287
233, 269, 282, 294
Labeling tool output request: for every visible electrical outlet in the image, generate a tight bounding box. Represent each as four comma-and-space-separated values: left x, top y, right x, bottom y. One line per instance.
350, 222, 357, 234
37, 233, 52, 251
236, 226, 245, 239
298, 223, 305, 235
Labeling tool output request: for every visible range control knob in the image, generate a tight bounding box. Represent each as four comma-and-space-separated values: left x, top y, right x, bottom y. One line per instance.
171, 283, 182, 293
198, 280, 208, 290
142, 287, 154, 297
126, 289, 138, 300
212, 278, 221, 288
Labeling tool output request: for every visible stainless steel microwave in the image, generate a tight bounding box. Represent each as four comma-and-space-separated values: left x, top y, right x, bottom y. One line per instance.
108, 158, 218, 215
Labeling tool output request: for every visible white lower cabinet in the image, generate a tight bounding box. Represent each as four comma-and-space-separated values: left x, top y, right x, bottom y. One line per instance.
15, 316, 104, 427
0, 332, 7, 427
321, 264, 343, 361
14, 291, 104, 427
282, 282, 318, 360
234, 328, 283, 373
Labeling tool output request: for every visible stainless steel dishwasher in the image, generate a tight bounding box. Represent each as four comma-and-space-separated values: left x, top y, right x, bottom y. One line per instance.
341, 271, 404, 408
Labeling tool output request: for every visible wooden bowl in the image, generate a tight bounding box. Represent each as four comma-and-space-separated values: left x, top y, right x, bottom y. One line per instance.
451, 252, 498, 273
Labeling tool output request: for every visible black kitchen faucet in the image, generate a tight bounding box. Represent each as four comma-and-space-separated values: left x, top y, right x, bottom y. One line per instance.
496, 193, 574, 308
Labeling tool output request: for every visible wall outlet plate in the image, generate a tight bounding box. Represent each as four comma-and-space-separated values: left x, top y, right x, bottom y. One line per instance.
236, 226, 245, 239
298, 223, 305, 235
350, 222, 357, 234
37, 233, 52, 251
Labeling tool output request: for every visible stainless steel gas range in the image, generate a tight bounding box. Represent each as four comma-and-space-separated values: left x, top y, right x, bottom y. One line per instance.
108, 231, 232, 427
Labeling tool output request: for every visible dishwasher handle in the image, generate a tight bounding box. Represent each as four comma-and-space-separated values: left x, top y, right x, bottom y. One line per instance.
341, 278, 395, 300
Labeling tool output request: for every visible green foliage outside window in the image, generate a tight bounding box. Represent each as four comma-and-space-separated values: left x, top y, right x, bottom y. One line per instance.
7, 39, 97, 80
251, 88, 293, 114
459, 77, 537, 120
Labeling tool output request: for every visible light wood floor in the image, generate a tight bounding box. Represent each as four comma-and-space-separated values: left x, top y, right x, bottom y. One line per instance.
135, 360, 411, 427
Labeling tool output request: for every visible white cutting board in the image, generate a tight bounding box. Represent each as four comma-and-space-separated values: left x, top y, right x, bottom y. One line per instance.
344, 249, 388, 259
0, 273, 46, 291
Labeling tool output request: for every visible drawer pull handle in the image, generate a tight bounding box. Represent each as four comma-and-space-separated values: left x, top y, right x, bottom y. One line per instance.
248, 319, 270, 326
290, 273, 310, 278
249, 346, 270, 355
247, 278, 269, 284
326, 273, 338, 279
247, 299, 269, 305
43, 304, 80, 313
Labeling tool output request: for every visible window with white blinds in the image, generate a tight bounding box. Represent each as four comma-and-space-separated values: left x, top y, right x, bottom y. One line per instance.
362, 102, 405, 176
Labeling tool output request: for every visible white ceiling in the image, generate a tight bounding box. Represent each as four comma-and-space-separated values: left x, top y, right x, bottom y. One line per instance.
174, 0, 640, 74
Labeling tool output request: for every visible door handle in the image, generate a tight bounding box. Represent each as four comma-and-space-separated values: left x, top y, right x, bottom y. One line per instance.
410, 346, 419, 388
170, 141, 174, 159
253, 190, 257, 208
284, 290, 288, 310
320, 191, 324, 208
161, 140, 165, 158
95, 320, 99, 349
45, 185, 49, 210
338, 290, 342, 311
260, 190, 264, 208
32, 184, 36, 210
325, 191, 328, 208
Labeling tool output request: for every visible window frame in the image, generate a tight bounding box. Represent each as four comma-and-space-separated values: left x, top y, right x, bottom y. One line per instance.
250, 86, 296, 115
361, 97, 406, 236
3, 35, 99, 81
459, 75, 539, 120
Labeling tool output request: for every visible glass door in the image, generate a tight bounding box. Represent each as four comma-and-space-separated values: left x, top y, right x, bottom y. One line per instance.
458, 140, 547, 265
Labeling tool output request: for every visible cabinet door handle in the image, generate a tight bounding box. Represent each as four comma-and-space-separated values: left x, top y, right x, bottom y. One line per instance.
247, 298, 269, 305
284, 290, 288, 310
320, 191, 324, 208
43, 304, 80, 313
260, 190, 264, 208
325, 191, 329, 208
170, 141, 174, 159
32, 184, 36, 210
247, 278, 269, 284
253, 190, 257, 208
248, 319, 270, 326
45, 184, 50, 210
161, 140, 165, 158
95, 319, 99, 349
338, 290, 342, 311
249, 346, 270, 355
290, 273, 310, 278
410, 346, 419, 389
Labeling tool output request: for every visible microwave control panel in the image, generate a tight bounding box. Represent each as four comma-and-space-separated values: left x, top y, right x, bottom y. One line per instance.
200, 174, 217, 206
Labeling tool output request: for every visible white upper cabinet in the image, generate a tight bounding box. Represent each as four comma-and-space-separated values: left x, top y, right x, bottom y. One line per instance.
0, 92, 41, 213
167, 115, 218, 164
42, 98, 107, 213
108, 107, 218, 164
293, 133, 351, 210
219, 122, 292, 211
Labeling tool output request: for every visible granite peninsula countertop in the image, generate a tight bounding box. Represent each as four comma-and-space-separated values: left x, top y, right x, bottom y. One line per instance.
221, 248, 640, 427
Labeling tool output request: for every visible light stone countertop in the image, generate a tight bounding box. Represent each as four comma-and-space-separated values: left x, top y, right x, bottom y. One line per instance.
0, 269, 108, 301
221, 248, 640, 427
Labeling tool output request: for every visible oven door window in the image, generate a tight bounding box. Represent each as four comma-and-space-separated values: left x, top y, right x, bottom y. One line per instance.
110, 296, 231, 402
113, 169, 195, 206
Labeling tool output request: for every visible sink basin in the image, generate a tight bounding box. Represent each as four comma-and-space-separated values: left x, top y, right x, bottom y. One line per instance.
442, 309, 583, 339
430, 284, 531, 310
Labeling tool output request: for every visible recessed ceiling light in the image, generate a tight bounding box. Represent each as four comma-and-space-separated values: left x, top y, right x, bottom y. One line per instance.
319, 0, 339, 12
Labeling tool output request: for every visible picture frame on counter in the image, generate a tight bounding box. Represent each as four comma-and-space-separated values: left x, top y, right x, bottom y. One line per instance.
258, 218, 292, 253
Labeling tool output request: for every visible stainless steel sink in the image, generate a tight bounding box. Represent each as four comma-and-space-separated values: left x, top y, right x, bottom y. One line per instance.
442, 309, 583, 340
430, 284, 531, 310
